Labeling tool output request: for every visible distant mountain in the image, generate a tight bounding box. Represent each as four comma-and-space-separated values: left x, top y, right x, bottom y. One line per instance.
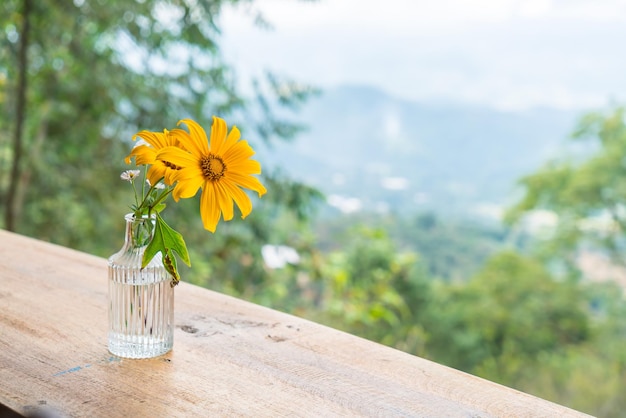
258, 84, 583, 218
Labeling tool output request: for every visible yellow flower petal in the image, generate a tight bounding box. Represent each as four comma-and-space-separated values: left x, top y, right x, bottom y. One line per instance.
223, 140, 255, 163
127, 144, 156, 166
222, 178, 254, 219
226, 160, 262, 175
209, 116, 228, 154
157, 146, 198, 168
147, 163, 167, 186
172, 175, 204, 201
226, 172, 267, 197
168, 128, 191, 151
170, 166, 204, 184
218, 125, 241, 156
177, 119, 209, 157
134, 130, 168, 149
215, 181, 234, 221
200, 183, 221, 232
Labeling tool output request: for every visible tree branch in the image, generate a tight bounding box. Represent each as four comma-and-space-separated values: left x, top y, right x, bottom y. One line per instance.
5, 0, 32, 231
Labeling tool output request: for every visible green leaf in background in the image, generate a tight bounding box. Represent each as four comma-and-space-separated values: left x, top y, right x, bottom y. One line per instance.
142, 213, 191, 285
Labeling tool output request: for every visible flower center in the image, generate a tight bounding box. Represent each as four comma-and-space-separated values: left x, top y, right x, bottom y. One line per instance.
201, 154, 226, 181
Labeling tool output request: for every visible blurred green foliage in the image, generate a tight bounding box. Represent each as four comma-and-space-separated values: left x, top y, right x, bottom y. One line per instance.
506, 107, 626, 272
1, 1, 625, 416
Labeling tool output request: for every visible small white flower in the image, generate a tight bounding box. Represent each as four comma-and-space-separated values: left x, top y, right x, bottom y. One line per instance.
120, 170, 141, 182
146, 179, 166, 189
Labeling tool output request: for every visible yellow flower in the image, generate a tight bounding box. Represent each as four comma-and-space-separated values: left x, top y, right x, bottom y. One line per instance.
125, 128, 189, 186
156, 116, 267, 232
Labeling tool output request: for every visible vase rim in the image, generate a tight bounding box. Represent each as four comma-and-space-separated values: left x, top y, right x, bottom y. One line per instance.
124, 213, 157, 222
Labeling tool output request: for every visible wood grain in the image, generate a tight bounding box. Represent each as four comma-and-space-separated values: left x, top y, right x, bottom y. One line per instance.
0, 229, 592, 417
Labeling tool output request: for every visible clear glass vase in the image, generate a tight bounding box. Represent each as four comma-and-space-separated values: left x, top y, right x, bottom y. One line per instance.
108, 213, 174, 358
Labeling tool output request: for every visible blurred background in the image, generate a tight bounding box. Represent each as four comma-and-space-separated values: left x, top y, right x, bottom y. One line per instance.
2, 0, 626, 415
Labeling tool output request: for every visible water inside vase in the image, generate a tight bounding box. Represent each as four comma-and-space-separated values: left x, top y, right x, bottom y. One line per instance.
108, 265, 174, 359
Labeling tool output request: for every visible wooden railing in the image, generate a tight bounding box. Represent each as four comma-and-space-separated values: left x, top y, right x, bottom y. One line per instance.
0, 229, 591, 417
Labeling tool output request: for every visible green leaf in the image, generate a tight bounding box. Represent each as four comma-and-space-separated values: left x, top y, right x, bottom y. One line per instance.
142, 214, 191, 280
153, 202, 167, 213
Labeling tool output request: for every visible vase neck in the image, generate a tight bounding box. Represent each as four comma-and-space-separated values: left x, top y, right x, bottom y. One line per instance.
123, 213, 155, 250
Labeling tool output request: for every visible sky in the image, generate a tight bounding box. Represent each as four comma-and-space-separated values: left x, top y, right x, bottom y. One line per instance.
220, 0, 626, 111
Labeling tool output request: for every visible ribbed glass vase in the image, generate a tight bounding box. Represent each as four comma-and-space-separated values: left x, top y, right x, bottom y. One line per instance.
107, 213, 174, 358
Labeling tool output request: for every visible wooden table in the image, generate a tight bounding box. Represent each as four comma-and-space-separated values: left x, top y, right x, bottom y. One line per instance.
0, 229, 591, 417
